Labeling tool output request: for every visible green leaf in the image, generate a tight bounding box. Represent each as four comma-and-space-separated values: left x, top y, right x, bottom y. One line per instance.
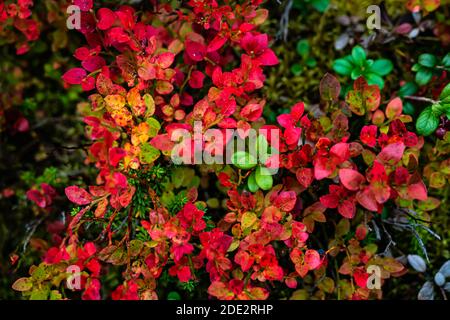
98, 245, 128, 265
146, 117, 161, 138
168, 291, 181, 300
350, 68, 363, 80
442, 53, 450, 68
370, 59, 393, 76
431, 103, 446, 115
417, 197, 440, 211
336, 218, 350, 237
365, 59, 374, 68
418, 53, 437, 68
411, 63, 421, 72
310, 0, 330, 12
398, 82, 418, 97
49, 290, 62, 300
30, 288, 49, 300
31, 265, 50, 282
439, 82, 450, 103
416, 106, 439, 136
415, 68, 433, 86
140, 143, 160, 164
257, 134, 269, 164
365, 73, 384, 89
143, 93, 155, 116
291, 63, 302, 76
351, 46, 366, 66
247, 171, 259, 192
305, 57, 317, 68
333, 58, 353, 76
403, 101, 415, 115
255, 166, 273, 191
231, 151, 257, 170
296, 39, 310, 57
129, 239, 144, 257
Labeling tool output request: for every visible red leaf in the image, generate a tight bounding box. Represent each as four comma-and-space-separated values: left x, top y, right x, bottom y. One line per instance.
377, 142, 405, 165
188, 70, 205, 89
368, 161, 391, 204
14, 116, 29, 132
274, 191, 297, 212
240, 103, 263, 121
258, 49, 279, 66
107, 27, 130, 44
277, 114, 293, 128
296, 168, 314, 188
291, 102, 305, 122
345, 77, 381, 115
305, 250, 321, 270
385, 97, 402, 119
155, 80, 174, 95
234, 250, 254, 272
65, 186, 92, 205
320, 194, 339, 208
150, 134, 175, 152
314, 156, 335, 180
97, 8, 116, 30
356, 224, 368, 240
407, 180, 428, 201
353, 267, 368, 288
62, 68, 86, 85
185, 40, 206, 62
285, 277, 297, 289
284, 127, 301, 146
319, 73, 341, 101
81, 76, 95, 91
109, 147, 126, 167
339, 169, 365, 191
208, 282, 232, 299
26, 190, 46, 208
74, 47, 90, 61
356, 188, 378, 212
360, 125, 378, 147
155, 52, 175, 69
207, 35, 227, 52
330, 142, 350, 162
338, 200, 356, 219
82, 278, 101, 300
177, 265, 192, 282
74, 0, 93, 12
81, 56, 106, 72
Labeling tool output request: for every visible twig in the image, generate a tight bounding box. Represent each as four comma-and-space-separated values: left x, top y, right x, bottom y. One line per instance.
380, 221, 396, 256
371, 220, 381, 240
277, 0, 293, 42
22, 217, 44, 253
404, 96, 438, 104
440, 287, 448, 300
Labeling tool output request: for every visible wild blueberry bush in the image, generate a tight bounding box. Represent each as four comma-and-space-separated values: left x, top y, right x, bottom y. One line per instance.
1, 0, 449, 300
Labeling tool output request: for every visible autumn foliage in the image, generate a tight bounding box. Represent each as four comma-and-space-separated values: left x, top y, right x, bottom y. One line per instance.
3, 0, 449, 301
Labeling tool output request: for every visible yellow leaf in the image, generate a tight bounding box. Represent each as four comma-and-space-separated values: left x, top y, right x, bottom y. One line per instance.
143, 93, 155, 117
131, 122, 150, 146
241, 211, 257, 230
105, 94, 126, 110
